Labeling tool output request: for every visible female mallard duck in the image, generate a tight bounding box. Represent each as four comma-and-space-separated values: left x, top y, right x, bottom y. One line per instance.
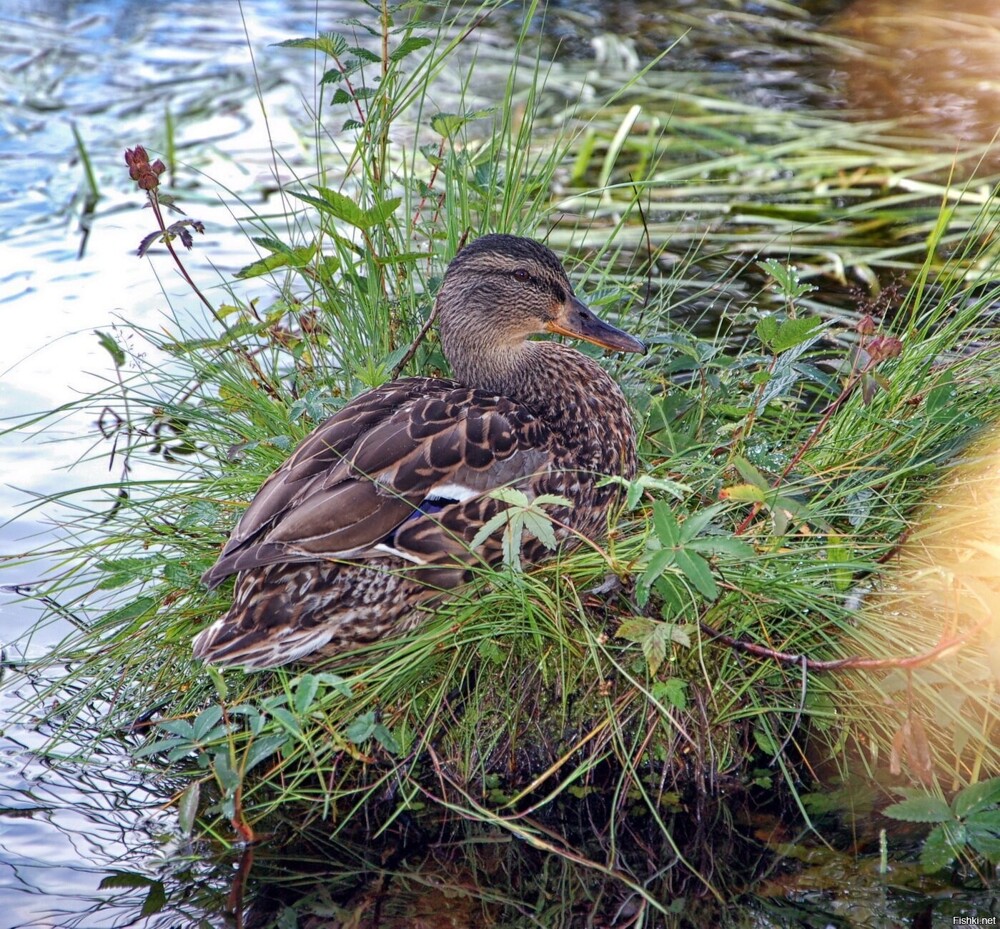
194, 234, 645, 669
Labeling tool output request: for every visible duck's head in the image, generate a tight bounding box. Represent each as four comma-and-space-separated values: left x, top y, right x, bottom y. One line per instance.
436, 234, 646, 391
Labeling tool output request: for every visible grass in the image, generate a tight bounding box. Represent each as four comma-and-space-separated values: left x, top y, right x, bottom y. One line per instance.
4, 0, 1000, 924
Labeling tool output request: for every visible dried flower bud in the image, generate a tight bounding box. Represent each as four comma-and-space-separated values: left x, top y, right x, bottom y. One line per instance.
856, 314, 876, 335
124, 145, 165, 191
867, 335, 903, 362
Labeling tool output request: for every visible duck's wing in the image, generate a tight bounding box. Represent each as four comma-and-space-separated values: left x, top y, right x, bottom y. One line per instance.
202, 379, 552, 588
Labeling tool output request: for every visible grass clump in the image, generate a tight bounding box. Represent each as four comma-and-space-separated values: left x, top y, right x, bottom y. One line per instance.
4, 0, 1000, 922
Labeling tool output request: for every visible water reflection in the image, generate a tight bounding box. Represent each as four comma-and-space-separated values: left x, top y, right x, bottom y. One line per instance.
1, 2, 364, 924
830, 0, 1000, 167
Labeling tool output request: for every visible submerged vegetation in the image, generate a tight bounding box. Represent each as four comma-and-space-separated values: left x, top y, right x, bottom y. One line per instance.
4, 0, 1000, 924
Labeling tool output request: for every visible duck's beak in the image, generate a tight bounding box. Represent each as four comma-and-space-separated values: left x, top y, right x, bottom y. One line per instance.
546, 295, 647, 354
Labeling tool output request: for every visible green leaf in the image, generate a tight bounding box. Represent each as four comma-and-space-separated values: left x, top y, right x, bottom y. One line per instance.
177, 782, 200, 836
638, 549, 674, 597
755, 315, 778, 347
157, 718, 195, 740
651, 501, 679, 547
771, 317, 823, 354
346, 711, 377, 744
390, 35, 432, 61
315, 672, 353, 698
651, 678, 688, 711
99, 870, 158, 890
362, 196, 402, 228
293, 674, 320, 715
288, 186, 367, 228
140, 880, 167, 918
235, 244, 316, 279
952, 777, 1000, 818
243, 734, 289, 774
95, 330, 125, 367
883, 795, 952, 823
192, 705, 224, 741
675, 549, 718, 600
523, 511, 558, 551
274, 33, 348, 57
677, 502, 725, 541
268, 706, 303, 736
920, 822, 962, 872
965, 812, 1000, 863
373, 723, 400, 754
616, 617, 657, 642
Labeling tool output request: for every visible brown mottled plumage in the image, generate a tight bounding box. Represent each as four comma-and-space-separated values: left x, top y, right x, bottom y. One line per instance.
194, 234, 645, 669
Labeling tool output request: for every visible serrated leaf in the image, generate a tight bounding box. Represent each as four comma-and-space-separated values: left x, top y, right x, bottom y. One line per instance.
99, 870, 157, 890
952, 777, 1000, 818
965, 814, 1000, 863
98, 593, 158, 624
638, 549, 674, 594
523, 511, 558, 551
430, 112, 465, 137
755, 316, 778, 347
349, 45, 381, 63
362, 196, 402, 228
883, 795, 952, 823
288, 186, 367, 228
920, 822, 963, 872
652, 501, 679, 546
157, 718, 195, 740
315, 672, 353, 698
651, 678, 688, 710
274, 33, 348, 57
390, 35, 431, 61
235, 244, 316, 279
770, 317, 822, 353
677, 502, 725, 541
140, 881, 167, 918
675, 549, 717, 600
177, 782, 200, 836
643, 626, 667, 677
616, 617, 658, 642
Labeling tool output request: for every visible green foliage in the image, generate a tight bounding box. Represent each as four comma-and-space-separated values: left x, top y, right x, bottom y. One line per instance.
884, 779, 1000, 873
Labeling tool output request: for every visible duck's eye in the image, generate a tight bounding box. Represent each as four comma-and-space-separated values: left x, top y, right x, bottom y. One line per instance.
512, 268, 531, 283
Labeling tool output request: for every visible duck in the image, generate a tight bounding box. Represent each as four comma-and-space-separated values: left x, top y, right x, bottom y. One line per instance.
194, 234, 646, 669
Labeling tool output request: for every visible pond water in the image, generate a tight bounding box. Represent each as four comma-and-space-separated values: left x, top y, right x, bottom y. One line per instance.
1, 1, 997, 926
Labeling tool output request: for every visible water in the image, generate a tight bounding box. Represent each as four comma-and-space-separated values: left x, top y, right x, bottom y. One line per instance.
0, 3, 365, 924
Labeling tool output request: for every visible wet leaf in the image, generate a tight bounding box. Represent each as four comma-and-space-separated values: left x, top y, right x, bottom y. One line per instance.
99, 870, 158, 890
920, 822, 963, 873
883, 795, 951, 823
140, 881, 167, 917
177, 782, 200, 836
952, 777, 1000, 818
